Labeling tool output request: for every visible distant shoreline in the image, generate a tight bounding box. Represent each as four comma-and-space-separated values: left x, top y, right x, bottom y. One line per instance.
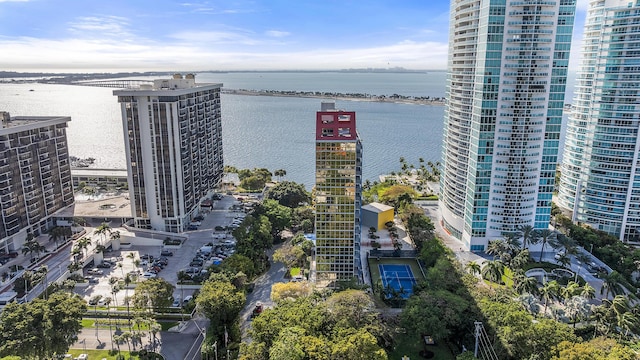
222, 89, 446, 106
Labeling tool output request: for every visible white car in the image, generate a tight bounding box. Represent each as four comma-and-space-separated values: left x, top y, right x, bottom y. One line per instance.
87, 268, 103, 275
142, 272, 157, 278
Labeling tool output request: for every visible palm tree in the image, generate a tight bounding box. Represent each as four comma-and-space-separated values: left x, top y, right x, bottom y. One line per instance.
539, 280, 560, 315
90, 295, 102, 340
513, 273, 539, 295
486, 239, 507, 260
601, 271, 625, 298
561, 281, 581, 304
110, 230, 121, 244
503, 232, 522, 255
537, 229, 557, 262
103, 297, 114, 351
466, 261, 481, 276
150, 321, 161, 352
38, 265, 49, 299
518, 224, 540, 250
76, 237, 91, 258
565, 295, 590, 328
274, 169, 287, 181
580, 283, 596, 300
511, 249, 531, 271
482, 260, 505, 284
555, 253, 571, 268
552, 233, 578, 256
94, 222, 112, 246
48, 226, 63, 249
67, 261, 82, 274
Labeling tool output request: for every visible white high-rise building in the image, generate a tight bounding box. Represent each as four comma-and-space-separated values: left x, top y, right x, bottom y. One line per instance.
440, 0, 576, 251
558, 0, 640, 242
114, 74, 223, 233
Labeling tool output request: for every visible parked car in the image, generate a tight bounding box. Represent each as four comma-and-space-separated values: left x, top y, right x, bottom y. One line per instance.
183, 295, 193, 304
187, 225, 198, 231
190, 260, 204, 267
84, 276, 99, 284
160, 250, 173, 257
97, 262, 111, 268
140, 254, 153, 260
142, 272, 157, 278
172, 299, 181, 308
87, 268, 103, 275
194, 215, 204, 221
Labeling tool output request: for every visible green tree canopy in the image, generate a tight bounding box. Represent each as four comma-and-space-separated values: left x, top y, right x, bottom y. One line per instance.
265, 181, 311, 208
255, 199, 293, 238
219, 253, 256, 278
273, 244, 305, 270
132, 278, 174, 309
551, 337, 638, 360
0, 292, 86, 359
197, 280, 245, 329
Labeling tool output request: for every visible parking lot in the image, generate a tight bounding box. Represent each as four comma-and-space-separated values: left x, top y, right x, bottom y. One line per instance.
74, 194, 247, 306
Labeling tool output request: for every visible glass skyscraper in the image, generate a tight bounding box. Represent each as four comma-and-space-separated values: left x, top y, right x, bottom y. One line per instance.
314, 102, 362, 287
440, 0, 576, 251
558, 0, 640, 241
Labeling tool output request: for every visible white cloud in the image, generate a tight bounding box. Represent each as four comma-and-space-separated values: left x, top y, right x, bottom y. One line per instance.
265, 30, 290, 38
68, 16, 132, 39
169, 30, 261, 45
0, 35, 448, 72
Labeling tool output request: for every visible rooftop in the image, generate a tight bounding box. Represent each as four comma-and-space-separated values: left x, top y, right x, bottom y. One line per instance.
0, 112, 70, 132
362, 202, 394, 213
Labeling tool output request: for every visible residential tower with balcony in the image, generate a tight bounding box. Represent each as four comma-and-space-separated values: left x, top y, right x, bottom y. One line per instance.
440, 0, 576, 251
558, 0, 640, 241
114, 74, 223, 233
0, 112, 74, 252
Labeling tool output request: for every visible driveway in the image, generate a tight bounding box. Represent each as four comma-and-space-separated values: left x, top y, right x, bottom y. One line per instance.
240, 244, 286, 340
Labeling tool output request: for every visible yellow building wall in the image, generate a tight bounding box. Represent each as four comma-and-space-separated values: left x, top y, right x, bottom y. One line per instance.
377, 208, 395, 230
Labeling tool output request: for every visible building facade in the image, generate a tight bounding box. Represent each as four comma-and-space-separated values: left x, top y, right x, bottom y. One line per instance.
314, 102, 362, 287
114, 74, 224, 233
0, 112, 74, 252
558, 0, 640, 241
440, 0, 576, 251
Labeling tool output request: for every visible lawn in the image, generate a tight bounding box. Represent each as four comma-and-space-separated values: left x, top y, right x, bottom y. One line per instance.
82, 319, 178, 332
290, 267, 301, 276
388, 334, 455, 360
66, 349, 163, 359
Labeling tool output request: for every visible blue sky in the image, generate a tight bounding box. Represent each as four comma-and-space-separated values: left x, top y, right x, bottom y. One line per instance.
0, 0, 588, 72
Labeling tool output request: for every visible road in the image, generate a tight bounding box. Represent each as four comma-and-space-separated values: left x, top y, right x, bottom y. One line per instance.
73, 318, 209, 360
240, 244, 286, 340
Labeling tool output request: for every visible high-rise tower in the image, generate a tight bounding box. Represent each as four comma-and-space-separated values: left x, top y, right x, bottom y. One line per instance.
314, 102, 362, 287
440, 0, 576, 251
114, 74, 223, 233
0, 112, 74, 251
558, 0, 640, 241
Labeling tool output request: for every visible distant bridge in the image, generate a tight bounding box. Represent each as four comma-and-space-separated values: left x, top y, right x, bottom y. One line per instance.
71, 79, 154, 89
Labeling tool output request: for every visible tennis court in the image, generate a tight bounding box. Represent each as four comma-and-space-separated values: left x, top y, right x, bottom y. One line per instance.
378, 264, 417, 299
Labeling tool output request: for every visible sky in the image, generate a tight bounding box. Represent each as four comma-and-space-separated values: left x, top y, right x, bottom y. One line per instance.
0, 0, 589, 73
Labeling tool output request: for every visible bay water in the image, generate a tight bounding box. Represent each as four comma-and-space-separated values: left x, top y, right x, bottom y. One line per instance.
0, 71, 570, 188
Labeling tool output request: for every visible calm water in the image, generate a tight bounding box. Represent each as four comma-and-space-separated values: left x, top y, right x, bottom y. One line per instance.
0, 71, 571, 188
